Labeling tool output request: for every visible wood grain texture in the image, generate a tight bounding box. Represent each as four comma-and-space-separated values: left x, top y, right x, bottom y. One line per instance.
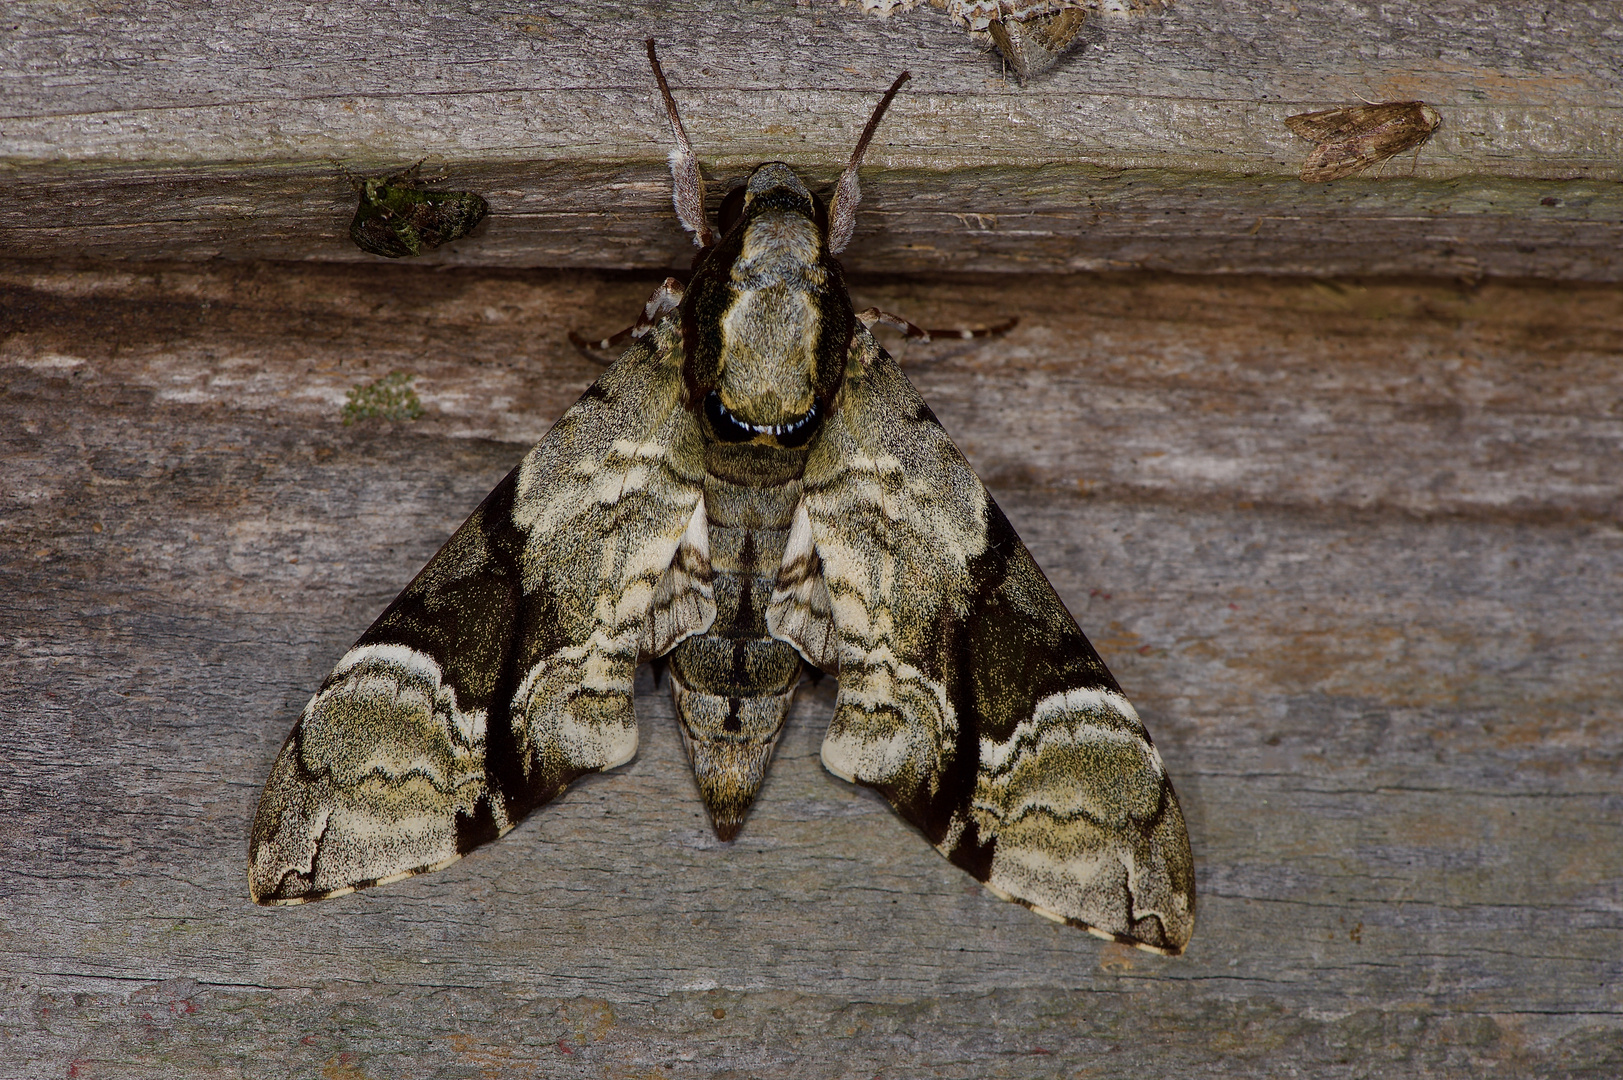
2, 0, 1622, 279
2, 261, 1620, 1077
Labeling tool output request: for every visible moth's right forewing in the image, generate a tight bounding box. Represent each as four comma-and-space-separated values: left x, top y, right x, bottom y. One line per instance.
505, 324, 709, 775
780, 332, 1195, 953
249, 321, 707, 904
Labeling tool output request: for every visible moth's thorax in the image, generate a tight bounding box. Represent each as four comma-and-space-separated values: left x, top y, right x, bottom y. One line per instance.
703, 438, 810, 489
681, 163, 854, 439
716, 208, 826, 423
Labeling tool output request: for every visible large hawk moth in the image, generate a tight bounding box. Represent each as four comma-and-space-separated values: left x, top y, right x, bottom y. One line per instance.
249, 42, 1196, 955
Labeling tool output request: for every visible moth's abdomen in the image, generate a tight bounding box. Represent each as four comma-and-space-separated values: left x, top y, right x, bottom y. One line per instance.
669, 648, 798, 840
667, 457, 805, 839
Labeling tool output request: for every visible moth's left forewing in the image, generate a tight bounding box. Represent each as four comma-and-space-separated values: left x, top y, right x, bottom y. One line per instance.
776, 332, 1195, 953
1298, 140, 1377, 183
504, 325, 712, 774
408, 190, 489, 250
250, 319, 712, 905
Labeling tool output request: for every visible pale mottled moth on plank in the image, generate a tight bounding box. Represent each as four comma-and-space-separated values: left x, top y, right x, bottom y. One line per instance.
345, 162, 489, 258
850, 1, 1088, 83
852, 2, 1172, 85
986, 6, 1088, 83
1284, 101, 1441, 183
251, 42, 1195, 955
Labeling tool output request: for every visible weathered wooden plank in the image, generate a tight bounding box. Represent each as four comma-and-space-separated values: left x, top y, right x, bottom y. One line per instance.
1, 262, 1619, 1077
2, 1, 1621, 278
7, 163, 1620, 281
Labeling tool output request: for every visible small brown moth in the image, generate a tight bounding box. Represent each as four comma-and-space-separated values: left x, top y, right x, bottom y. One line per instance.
985, 4, 1088, 83
1284, 101, 1442, 183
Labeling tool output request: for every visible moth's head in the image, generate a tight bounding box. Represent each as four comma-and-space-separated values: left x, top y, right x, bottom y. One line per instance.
715, 162, 830, 243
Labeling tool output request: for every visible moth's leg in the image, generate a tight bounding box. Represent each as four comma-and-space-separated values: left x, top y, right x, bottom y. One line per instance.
934, 316, 1018, 341
855, 307, 930, 341
336, 160, 365, 193
569, 277, 687, 362
405, 160, 451, 185
568, 327, 639, 362
1403, 140, 1426, 176
856, 306, 1018, 344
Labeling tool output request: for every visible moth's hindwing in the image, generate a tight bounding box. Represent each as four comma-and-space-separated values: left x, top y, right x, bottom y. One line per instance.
248, 319, 711, 904
770, 330, 1195, 954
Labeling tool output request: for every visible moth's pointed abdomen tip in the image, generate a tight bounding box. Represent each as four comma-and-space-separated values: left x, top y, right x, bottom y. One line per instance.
703, 802, 749, 842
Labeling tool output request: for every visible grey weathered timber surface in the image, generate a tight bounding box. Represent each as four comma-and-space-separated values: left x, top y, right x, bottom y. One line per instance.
2, 260, 1621, 1078
3, 0, 1622, 279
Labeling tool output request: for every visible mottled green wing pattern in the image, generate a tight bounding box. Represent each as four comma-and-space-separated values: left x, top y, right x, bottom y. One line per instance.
347, 165, 489, 258
770, 330, 1195, 953
248, 320, 712, 904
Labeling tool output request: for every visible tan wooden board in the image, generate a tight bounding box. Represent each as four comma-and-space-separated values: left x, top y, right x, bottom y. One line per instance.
1, 261, 1619, 1077
3, 1, 1622, 279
